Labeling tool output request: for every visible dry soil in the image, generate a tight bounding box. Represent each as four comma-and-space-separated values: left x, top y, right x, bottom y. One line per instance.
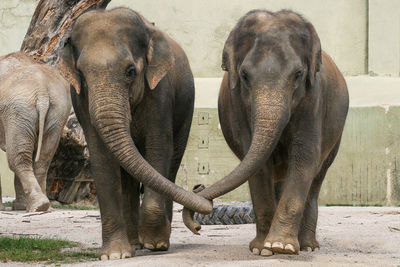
0, 205, 399, 266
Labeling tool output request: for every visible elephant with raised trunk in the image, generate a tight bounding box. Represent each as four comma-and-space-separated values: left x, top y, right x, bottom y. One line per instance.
183, 9, 349, 256
61, 7, 212, 260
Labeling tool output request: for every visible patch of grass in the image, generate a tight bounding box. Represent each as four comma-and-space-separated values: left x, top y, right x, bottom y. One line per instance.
0, 236, 97, 264
51, 204, 98, 210
2, 202, 12, 207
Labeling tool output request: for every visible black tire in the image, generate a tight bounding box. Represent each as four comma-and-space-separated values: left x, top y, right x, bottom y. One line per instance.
194, 204, 255, 225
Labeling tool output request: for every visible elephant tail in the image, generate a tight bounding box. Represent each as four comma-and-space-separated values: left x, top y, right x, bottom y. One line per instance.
35, 92, 50, 162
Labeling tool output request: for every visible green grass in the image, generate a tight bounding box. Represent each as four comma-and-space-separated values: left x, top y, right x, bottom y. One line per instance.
0, 236, 97, 264
51, 204, 98, 210
2, 202, 12, 207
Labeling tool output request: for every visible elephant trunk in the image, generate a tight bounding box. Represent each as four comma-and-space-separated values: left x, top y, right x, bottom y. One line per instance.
183, 88, 290, 233
88, 83, 213, 214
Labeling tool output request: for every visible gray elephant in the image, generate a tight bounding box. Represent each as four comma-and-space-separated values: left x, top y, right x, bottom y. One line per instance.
61, 8, 212, 260
0, 52, 71, 212
183, 9, 349, 256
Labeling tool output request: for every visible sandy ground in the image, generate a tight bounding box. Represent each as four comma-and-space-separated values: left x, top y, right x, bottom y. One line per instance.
0, 205, 399, 266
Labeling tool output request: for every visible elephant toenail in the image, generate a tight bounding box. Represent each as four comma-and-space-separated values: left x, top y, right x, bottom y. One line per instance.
264, 242, 272, 248
252, 248, 260, 255
304, 246, 312, 252
144, 243, 155, 250
272, 242, 284, 250
156, 242, 167, 249
261, 249, 273, 256
285, 244, 296, 253
314, 247, 320, 252
109, 252, 121, 260
100, 254, 109, 261
121, 252, 132, 258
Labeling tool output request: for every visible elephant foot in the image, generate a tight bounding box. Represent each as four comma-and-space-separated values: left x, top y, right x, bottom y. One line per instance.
26, 193, 50, 212
99, 237, 135, 260
249, 235, 273, 256
299, 229, 319, 252
139, 211, 171, 251
264, 232, 300, 255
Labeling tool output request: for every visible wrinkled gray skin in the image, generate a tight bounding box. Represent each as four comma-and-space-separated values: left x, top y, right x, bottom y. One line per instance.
0, 52, 71, 212
62, 8, 212, 260
183, 10, 349, 256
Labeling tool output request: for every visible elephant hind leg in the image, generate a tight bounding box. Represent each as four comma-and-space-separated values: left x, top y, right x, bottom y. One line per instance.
6, 126, 49, 212
12, 175, 27, 210
298, 139, 342, 252
33, 120, 66, 195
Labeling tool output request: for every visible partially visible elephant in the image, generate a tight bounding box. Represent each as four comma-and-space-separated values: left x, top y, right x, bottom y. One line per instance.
61, 7, 212, 260
183, 9, 349, 256
0, 52, 71, 212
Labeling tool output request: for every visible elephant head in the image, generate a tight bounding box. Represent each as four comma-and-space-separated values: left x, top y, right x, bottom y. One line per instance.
61, 8, 212, 214
183, 9, 322, 233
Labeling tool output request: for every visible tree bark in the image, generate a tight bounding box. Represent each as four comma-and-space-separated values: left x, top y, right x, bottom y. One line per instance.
19, 0, 111, 204
21, 0, 111, 65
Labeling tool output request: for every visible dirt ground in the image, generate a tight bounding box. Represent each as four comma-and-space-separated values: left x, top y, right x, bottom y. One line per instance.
0, 205, 399, 266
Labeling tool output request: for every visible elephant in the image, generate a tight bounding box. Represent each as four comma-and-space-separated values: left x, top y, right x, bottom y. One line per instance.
183, 9, 349, 256
61, 7, 212, 260
0, 51, 71, 212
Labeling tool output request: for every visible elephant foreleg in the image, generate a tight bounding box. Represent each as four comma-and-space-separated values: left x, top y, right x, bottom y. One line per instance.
139, 130, 174, 251
87, 129, 133, 260
298, 139, 341, 252
121, 167, 141, 250
264, 134, 321, 255
249, 163, 276, 256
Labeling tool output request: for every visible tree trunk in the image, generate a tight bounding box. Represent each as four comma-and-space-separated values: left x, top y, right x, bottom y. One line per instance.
20, 0, 111, 204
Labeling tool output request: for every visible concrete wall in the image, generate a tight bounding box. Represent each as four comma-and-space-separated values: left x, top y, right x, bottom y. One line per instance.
0, 0, 39, 56
109, 0, 367, 77
1, 0, 367, 76
368, 0, 400, 76
175, 77, 400, 206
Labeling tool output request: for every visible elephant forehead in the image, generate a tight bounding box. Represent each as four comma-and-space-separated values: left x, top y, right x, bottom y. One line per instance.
73, 8, 147, 43
77, 44, 133, 71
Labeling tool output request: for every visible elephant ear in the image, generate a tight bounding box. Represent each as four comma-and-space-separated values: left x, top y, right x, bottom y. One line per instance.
306, 22, 322, 88
59, 38, 81, 94
146, 28, 175, 90
221, 30, 239, 90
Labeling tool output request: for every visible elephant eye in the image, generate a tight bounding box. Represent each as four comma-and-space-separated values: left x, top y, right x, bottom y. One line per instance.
294, 70, 303, 80
126, 64, 137, 77
240, 69, 249, 84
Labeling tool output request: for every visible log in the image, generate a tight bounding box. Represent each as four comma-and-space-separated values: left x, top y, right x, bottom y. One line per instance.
19, 0, 111, 204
